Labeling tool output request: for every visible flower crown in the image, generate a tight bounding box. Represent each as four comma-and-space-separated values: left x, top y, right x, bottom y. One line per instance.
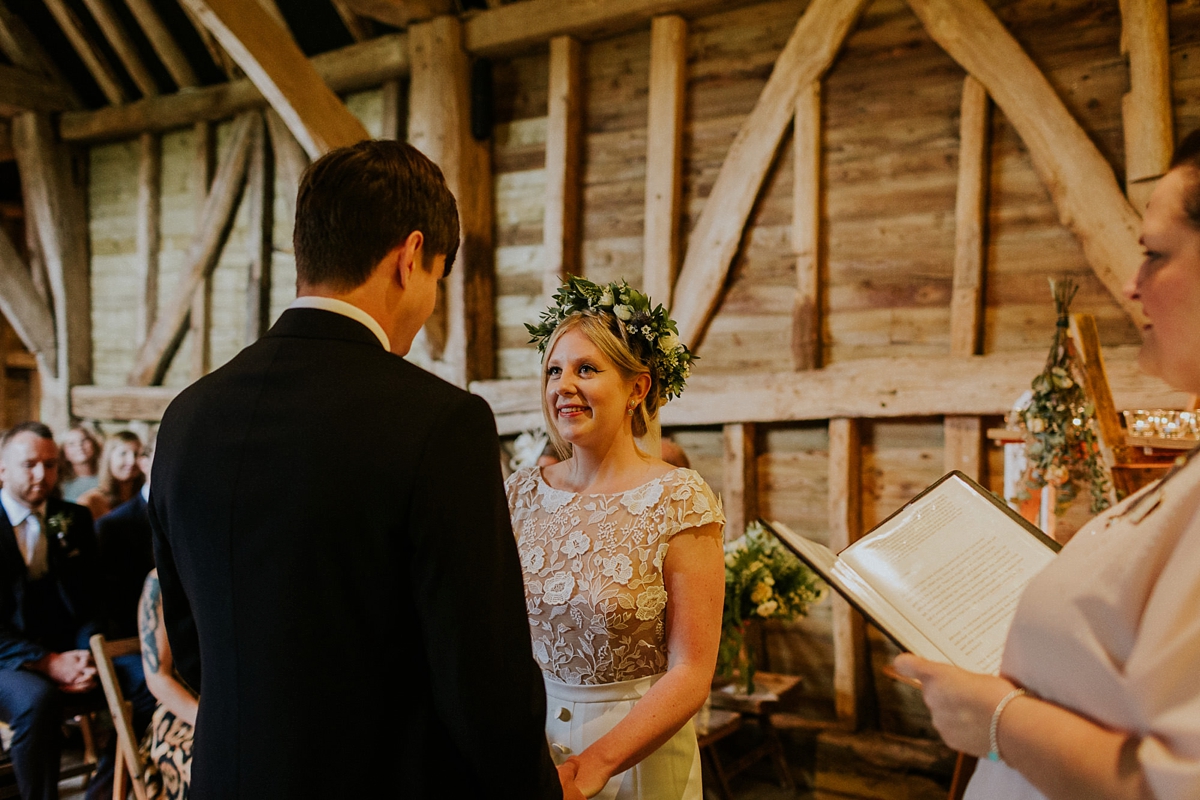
525, 276, 695, 403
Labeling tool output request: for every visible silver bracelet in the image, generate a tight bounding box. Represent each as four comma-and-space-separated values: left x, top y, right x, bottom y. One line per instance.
986, 688, 1026, 763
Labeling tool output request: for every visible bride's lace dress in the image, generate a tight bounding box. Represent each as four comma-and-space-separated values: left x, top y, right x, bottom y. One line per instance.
506, 466, 724, 686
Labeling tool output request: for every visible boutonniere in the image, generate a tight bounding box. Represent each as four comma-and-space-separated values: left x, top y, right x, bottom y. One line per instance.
47, 512, 72, 547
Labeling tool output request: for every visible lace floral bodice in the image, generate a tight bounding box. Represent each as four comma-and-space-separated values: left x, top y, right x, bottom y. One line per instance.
506, 466, 724, 686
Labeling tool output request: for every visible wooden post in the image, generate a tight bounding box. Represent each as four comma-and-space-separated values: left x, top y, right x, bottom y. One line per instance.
245, 113, 274, 343
1119, 0, 1172, 213
792, 81, 822, 371
643, 15, 686, 308
408, 16, 495, 386
191, 121, 214, 381
722, 422, 758, 543
543, 35, 582, 298
829, 417, 872, 729
944, 76, 991, 480
136, 132, 161, 346
380, 79, 404, 141
11, 113, 91, 430
0, 226, 57, 371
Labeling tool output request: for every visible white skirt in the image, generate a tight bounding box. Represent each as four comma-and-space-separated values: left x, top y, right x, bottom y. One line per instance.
544, 673, 703, 800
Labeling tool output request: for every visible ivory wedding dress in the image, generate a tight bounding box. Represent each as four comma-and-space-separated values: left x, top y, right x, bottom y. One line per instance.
506, 466, 724, 800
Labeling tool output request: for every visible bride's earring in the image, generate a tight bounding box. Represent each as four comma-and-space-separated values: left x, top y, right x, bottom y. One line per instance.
627, 402, 635, 417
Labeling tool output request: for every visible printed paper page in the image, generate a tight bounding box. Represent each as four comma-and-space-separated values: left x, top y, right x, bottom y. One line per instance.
839, 475, 1055, 674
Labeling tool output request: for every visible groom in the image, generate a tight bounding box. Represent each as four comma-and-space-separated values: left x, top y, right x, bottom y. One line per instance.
150, 141, 566, 797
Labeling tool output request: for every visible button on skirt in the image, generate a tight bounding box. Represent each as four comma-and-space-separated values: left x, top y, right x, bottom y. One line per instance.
544, 673, 702, 800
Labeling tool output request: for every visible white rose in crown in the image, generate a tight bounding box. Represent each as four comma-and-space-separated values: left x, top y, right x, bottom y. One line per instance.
613, 304, 633, 321
598, 289, 614, 307
659, 331, 679, 353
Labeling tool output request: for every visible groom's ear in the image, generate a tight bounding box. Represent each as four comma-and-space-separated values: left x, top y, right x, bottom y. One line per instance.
393, 230, 426, 289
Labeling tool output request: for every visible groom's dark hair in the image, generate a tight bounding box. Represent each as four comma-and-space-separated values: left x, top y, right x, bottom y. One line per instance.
293, 140, 460, 291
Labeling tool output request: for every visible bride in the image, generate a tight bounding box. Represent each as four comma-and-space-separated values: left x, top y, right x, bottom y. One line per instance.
506, 278, 725, 799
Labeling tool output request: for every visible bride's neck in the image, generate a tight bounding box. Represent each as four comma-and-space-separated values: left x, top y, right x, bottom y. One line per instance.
558, 433, 652, 494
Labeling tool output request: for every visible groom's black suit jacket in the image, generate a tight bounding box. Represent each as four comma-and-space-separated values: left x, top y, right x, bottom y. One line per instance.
150, 308, 560, 798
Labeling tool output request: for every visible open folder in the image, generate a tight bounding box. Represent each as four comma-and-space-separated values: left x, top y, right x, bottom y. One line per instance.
762, 471, 1060, 676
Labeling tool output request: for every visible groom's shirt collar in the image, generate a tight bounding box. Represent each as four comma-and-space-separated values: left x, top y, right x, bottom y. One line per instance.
287, 296, 390, 352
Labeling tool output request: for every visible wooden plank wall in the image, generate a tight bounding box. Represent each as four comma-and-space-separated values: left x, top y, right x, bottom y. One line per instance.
80, 0, 1200, 734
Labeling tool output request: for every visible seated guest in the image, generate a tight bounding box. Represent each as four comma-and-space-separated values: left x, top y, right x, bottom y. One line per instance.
137, 569, 195, 800
58, 426, 101, 503
895, 130, 1200, 799
77, 432, 144, 522
95, 443, 155, 640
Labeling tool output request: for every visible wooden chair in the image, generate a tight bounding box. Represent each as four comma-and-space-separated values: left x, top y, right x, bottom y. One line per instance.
88, 635, 148, 800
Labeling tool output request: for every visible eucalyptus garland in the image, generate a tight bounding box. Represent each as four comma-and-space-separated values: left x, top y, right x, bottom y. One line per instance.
526, 276, 695, 402
1018, 279, 1112, 515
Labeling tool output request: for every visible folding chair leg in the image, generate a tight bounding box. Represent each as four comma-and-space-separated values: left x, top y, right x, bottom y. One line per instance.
114, 748, 128, 800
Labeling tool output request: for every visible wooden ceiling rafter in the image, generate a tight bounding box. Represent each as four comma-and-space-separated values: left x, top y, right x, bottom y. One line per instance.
179, 0, 369, 159
122, 0, 199, 90
78, 0, 159, 97
0, 2, 82, 108
330, 0, 374, 42
0, 63, 74, 114
41, 0, 128, 105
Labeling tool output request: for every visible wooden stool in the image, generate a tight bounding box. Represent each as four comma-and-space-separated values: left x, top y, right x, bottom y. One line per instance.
708, 672, 803, 791
696, 708, 741, 800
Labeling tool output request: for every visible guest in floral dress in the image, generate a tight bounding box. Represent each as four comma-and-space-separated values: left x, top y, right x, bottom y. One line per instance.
137, 570, 195, 799
508, 279, 725, 799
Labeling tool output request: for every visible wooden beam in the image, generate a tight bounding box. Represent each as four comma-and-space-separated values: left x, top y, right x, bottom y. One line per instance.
722, 422, 758, 543
190, 121, 215, 381
0, 227, 56, 369
42, 0, 126, 105
944, 75, 991, 480
792, 80, 821, 370
408, 16, 495, 386
642, 15, 686, 308
12, 113, 92, 430
474, 346, 1187, 434
670, 0, 869, 350
1119, 0, 1173, 213
179, 0, 237, 78
829, 417, 871, 729
331, 0, 373, 42
905, 0, 1145, 326
265, 108, 308, 212
245, 114, 274, 343
380, 79, 404, 141
136, 133, 161, 347
130, 113, 258, 386
949, 76, 989, 359
542, 35, 583, 297
339, 0, 454, 28
61, 33, 407, 144
79, 0, 159, 97
123, 0, 200, 89
180, 0, 370, 158
464, 0, 750, 57
0, 2, 82, 109
71, 385, 180, 421
0, 65, 74, 114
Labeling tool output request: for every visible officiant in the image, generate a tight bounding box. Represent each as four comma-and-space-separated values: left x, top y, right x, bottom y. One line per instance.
895, 131, 1200, 800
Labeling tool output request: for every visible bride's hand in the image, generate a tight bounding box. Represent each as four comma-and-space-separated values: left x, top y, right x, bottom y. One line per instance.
557, 761, 586, 800
562, 754, 610, 798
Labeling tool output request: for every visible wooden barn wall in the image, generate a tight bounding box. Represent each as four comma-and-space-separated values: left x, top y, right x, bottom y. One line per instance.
82, 0, 1200, 735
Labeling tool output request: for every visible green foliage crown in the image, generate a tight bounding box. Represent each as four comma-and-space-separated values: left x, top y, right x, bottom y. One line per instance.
525, 276, 696, 403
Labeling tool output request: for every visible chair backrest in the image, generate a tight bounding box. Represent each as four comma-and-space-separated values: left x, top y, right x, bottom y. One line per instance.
89, 634, 149, 800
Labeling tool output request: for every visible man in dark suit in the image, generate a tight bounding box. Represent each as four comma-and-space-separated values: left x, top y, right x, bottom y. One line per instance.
95, 445, 155, 640
0, 422, 100, 800
150, 141, 569, 798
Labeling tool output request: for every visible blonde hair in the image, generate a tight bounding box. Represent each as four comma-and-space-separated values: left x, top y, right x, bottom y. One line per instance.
540, 312, 662, 459
97, 430, 144, 508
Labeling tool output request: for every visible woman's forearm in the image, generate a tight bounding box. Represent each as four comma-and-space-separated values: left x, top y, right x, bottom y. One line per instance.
144, 670, 199, 727
573, 663, 711, 781
1000, 696, 1152, 800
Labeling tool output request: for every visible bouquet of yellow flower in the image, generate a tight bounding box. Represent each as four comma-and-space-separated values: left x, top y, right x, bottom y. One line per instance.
719, 521, 823, 693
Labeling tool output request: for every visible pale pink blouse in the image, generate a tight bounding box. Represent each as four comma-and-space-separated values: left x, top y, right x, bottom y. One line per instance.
967, 451, 1200, 799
